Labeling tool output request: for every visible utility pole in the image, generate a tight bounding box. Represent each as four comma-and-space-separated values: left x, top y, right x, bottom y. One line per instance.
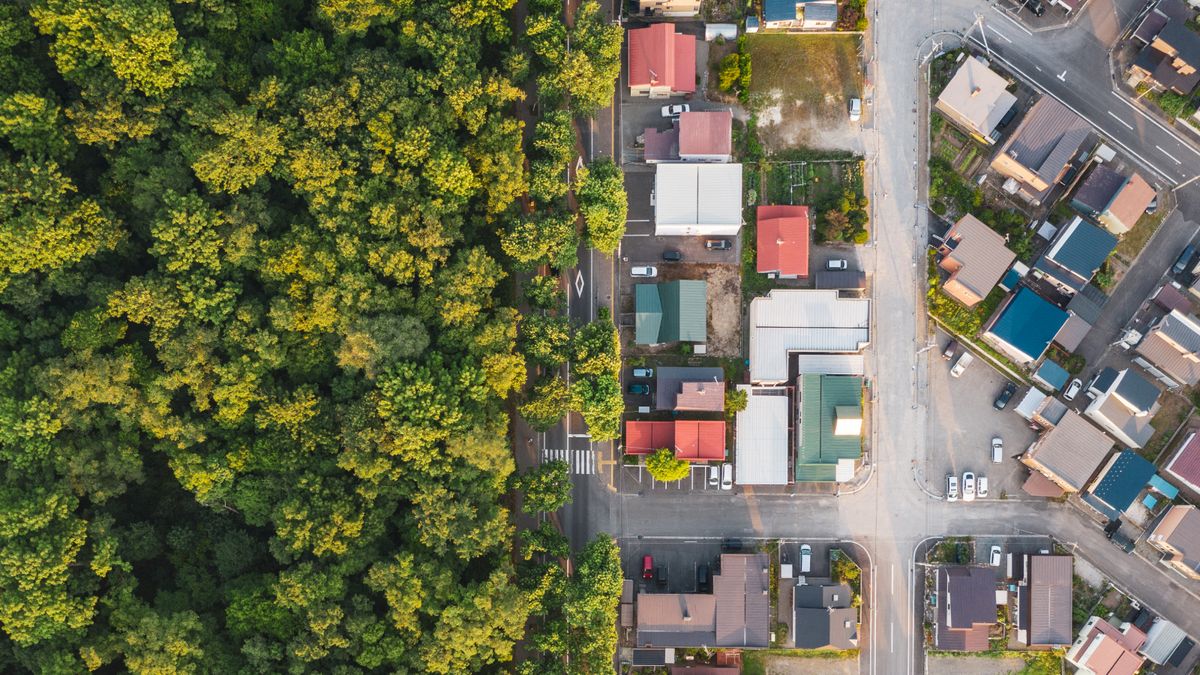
971, 13, 991, 60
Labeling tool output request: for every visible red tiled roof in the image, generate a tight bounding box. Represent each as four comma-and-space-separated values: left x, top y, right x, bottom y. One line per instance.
1023, 470, 1066, 497
1153, 283, 1193, 313
1167, 430, 1200, 491
679, 110, 732, 157
757, 205, 810, 277
628, 24, 696, 93
624, 420, 725, 461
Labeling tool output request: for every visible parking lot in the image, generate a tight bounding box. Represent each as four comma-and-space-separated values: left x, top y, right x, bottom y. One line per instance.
925, 330, 1039, 501
618, 538, 730, 595
618, 461, 732, 494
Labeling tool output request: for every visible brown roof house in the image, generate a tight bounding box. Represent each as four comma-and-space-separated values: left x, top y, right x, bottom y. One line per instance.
937, 214, 1017, 307
934, 55, 1018, 144
990, 97, 1090, 205
1017, 554, 1073, 647
1021, 409, 1115, 493
1070, 165, 1156, 235
1146, 504, 1200, 580
1065, 616, 1147, 675
934, 566, 998, 651
1130, 19, 1200, 96
636, 553, 770, 648
1134, 309, 1200, 388
679, 110, 733, 162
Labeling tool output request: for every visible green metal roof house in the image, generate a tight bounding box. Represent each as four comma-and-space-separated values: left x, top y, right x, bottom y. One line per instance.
635, 281, 707, 345
796, 374, 863, 482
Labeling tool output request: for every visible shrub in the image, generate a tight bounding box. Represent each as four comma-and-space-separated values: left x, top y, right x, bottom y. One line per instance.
645, 448, 690, 482
718, 54, 741, 92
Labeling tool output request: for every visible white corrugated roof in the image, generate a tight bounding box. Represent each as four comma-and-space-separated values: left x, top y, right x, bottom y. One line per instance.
654, 164, 742, 235
749, 290, 870, 383
735, 386, 789, 485
1142, 618, 1187, 664
792, 354, 865, 375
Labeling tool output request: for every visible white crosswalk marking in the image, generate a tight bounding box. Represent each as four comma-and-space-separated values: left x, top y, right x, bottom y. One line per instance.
540, 448, 595, 475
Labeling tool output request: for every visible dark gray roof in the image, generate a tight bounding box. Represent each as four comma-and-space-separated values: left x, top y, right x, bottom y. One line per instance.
654, 366, 726, 411
1092, 367, 1119, 394
1160, 20, 1200, 71
793, 607, 858, 649
1134, 0, 1193, 43
1067, 284, 1108, 324
794, 583, 853, 609
1115, 369, 1160, 413
1035, 218, 1117, 291
942, 567, 997, 628
1027, 555, 1073, 646
1072, 164, 1127, 214
633, 649, 670, 666
1159, 311, 1200, 352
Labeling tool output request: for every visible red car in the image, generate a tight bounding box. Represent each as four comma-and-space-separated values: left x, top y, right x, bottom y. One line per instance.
642, 555, 654, 581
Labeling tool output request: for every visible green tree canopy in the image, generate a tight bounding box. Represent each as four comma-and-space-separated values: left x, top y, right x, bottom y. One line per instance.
644, 448, 689, 482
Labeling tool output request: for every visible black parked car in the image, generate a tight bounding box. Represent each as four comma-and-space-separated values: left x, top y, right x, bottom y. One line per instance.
627, 383, 650, 395
993, 382, 1017, 410
696, 564, 710, 592
662, 249, 683, 262
1024, 0, 1045, 16
655, 565, 668, 588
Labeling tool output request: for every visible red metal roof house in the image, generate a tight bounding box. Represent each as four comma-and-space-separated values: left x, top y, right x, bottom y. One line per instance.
756, 205, 810, 278
625, 420, 726, 461
628, 24, 696, 98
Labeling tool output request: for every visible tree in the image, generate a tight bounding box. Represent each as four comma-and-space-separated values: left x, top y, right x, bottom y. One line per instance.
514, 461, 572, 513
501, 211, 579, 271
520, 376, 572, 432
571, 374, 623, 441
718, 54, 741, 92
519, 521, 569, 560
725, 388, 747, 419
644, 448, 689, 482
524, 275, 566, 312
520, 315, 572, 367
563, 535, 622, 671
575, 159, 627, 253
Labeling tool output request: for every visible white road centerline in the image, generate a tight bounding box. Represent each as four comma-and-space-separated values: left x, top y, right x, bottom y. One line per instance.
1106, 111, 1134, 130
1157, 145, 1184, 165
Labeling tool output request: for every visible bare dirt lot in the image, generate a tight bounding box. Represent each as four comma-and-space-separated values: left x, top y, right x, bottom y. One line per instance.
748, 654, 859, 675
619, 263, 742, 358
747, 34, 864, 152
927, 655, 1026, 675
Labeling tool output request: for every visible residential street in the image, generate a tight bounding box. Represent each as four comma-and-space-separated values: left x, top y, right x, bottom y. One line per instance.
551, 0, 1200, 671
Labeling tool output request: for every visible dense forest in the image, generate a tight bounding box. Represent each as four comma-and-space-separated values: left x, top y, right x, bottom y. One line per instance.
0, 0, 622, 672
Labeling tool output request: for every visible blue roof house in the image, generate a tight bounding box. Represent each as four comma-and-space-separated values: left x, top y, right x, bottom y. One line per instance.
1083, 451, 1158, 520
763, 0, 801, 25
1033, 360, 1071, 391
1032, 216, 1117, 296
981, 287, 1069, 367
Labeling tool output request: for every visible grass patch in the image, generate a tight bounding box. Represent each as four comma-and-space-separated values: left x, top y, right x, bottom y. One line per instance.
1141, 394, 1193, 462
747, 33, 862, 118
929, 49, 966, 99
744, 649, 860, 675
1114, 199, 1169, 264
926, 252, 1005, 337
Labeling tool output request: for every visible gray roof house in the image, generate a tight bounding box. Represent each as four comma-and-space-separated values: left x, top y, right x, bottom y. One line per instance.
792, 583, 858, 650
654, 366, 726, 411
1083, 368, 1161, 449
1031, 216, 1118, 295
1018, 555, 1073, 647
935, 566, 998, 651
1135, 309, 1200, 388
1022, 409, 1115, 493
990, 97, 1090, 205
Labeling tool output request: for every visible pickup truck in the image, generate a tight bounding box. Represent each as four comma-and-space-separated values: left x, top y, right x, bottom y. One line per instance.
950, 351, 975, 378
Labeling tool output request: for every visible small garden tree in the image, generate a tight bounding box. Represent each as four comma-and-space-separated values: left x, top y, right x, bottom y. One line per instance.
645, 448, 689, 482
514, 461, 573, 513
725, 388, 747, 420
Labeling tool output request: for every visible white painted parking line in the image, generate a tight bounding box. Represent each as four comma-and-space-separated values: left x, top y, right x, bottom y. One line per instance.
1157, 145, 1184, 165
1106, 111, 1133, 130
986, 25, 1012, 43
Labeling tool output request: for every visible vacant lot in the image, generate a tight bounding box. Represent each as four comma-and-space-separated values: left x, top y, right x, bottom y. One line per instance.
927, 655, 1027, 675
748, 34, 863, 150
744, 651, 859, 675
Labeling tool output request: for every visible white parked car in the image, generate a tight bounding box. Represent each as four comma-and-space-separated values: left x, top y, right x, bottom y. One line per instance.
632, 367, 654, 378
962, 472, 976, 501
991, 437, 1004, 464
661, 103, 690, 118
989, 545, 1002, 567
849, 97, 862, 121
977, 475, 989, 498
825, 258, 849, 271
950, 351, 975, 378
1064, 378, 1083, 401
631, 266, 658, 278
708, 465, 720, 488
721, 463, 733, 490
800, 544, 812, 573
946, 475, 959, 502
